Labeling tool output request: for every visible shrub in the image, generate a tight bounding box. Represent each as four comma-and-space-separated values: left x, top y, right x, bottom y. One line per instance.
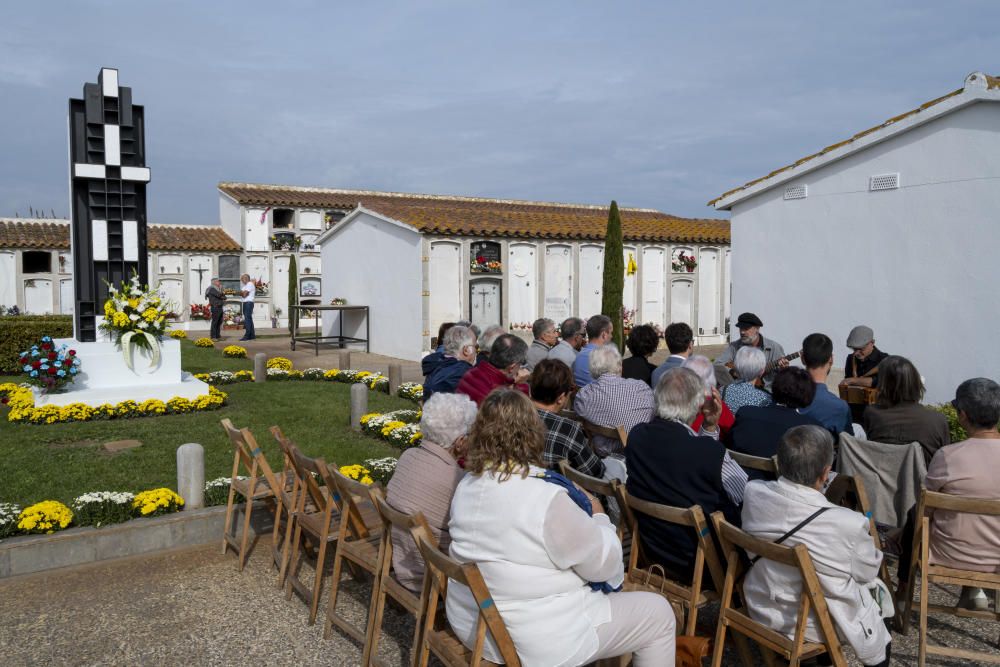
132, 488, 184, 517
266, 356, 293, 371
169, 330, 187, 339
17, 500, 73, 534
72, 491, 135, 528
930, 403, 968, 442
0, 315, 73, 373
223, 345, 247, 358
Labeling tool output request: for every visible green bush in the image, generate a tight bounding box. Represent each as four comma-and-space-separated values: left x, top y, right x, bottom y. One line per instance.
0, 315, 74, 373
929, 403, 968, 442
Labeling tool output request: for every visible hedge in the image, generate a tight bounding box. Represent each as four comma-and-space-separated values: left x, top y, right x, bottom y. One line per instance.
0, 315, 74, 373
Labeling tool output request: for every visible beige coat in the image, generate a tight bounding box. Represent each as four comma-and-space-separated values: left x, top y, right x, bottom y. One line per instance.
742, 478, 891, 665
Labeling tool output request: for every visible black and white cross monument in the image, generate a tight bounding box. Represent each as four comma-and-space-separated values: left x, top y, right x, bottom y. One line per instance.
68, 68, 151, 341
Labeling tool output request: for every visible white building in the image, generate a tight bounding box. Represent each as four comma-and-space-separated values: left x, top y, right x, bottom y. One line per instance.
0, 218, 242, 329
217, 184, 737, 362
711, 71, 1000, 402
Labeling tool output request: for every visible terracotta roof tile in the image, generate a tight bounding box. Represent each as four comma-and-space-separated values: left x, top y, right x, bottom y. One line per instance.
709, 72, 1000, 207
218, 183, 730, 243
0, 219, 242, 252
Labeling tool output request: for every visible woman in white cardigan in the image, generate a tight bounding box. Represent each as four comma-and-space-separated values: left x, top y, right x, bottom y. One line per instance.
446, 388, 675, 666
742, 425, 892, 666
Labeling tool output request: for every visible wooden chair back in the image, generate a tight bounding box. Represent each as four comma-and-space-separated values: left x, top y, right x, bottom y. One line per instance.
727, 449, 779, 477
613, 484, 725, 636
413, 526, 520, 666
709, 512, 847, 667
901, 489, 1000, 664
580, 418, 629, 449
823, 473, 893, 591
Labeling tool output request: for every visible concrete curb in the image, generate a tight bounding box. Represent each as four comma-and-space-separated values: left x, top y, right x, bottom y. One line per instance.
0, 502, 269, 579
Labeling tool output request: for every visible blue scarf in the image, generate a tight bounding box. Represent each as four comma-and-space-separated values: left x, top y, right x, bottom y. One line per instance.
534, 469, 622, 594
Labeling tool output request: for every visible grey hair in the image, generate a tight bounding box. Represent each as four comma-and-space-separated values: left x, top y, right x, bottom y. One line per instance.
443, 325, 476, 356
420, 393, 478, 447
478, 324, 505, 352
490, 334, 528, 369
734, 346, 766, 382
589, 344, 622, 380
653, 367, 705, 423
456, 320, 481, 339
560, 317, 584, 341
211, 276, 221, 282
954, 377, 1000, 430
777, 425, 835, 486
682, 354, 717, 389
532, 317, 555, 340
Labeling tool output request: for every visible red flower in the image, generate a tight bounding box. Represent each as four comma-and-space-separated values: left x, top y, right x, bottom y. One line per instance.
476, 255, 485, 263
19, 356, 28, 364
32, 360, 41, 369
69, 349, 76, 356
48, 352, 57, 361
1, 396, 8, 405
47, 366, 58, 375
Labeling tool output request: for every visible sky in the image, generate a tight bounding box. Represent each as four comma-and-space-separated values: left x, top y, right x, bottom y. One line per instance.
0, 2, 997, 224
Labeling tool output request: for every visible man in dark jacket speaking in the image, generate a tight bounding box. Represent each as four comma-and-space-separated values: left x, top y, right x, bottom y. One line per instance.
205, 277, 227, 341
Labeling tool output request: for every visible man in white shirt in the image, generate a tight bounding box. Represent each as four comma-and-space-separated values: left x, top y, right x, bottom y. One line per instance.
239, 273, 256, 341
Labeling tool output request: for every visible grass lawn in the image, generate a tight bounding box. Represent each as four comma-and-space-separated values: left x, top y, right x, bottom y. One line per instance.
0, 341, 410, 506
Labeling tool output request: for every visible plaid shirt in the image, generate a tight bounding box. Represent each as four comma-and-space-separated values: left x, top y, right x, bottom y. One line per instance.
574, 374, 655, 455
537, 408, 606, 478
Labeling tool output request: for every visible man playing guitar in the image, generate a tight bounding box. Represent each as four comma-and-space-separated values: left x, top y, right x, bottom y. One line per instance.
716, 312, 793, 390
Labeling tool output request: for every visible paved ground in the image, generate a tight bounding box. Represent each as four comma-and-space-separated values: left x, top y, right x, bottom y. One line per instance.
0, 541, 996, 666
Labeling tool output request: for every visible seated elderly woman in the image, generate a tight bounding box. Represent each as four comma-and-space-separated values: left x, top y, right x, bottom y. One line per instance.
574, 344, 655, 456
861, 355, 950, 465
385, 392, 477, 593
621, 324, 660, 386
447, 389, 676, 666
627, 368, 746, 581
684, 354, 735, 440
720, 346, 773, 413
728, 367, 823, 464
742, 425, 892, 667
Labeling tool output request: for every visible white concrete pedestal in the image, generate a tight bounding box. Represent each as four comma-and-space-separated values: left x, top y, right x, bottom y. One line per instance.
33, 338, 209, 407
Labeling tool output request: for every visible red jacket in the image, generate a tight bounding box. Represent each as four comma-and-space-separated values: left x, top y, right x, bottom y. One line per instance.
455, 361, 529, 407
692, 401, 735, 441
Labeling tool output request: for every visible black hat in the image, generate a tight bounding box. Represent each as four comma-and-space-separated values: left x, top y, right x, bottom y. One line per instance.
736, 312, 763, 328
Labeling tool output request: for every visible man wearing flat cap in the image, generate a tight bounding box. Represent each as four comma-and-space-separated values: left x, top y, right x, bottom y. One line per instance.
841, 325, 889, 421
715, 312, 788, 389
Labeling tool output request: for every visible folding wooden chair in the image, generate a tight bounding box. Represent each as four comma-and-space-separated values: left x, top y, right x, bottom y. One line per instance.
365, 486, 437, 667
580, 418, 629, 450
556, 459, 625, 540
727, 449, 779, 479
823, 473, 892, 591
412, 526, 520, 667
709, 512, 847, 667
899, 489, 1000, 665
321, 465, 384, 646
282, 444, 346, 625
219, 419, 294, 571
613, 484, 725, 636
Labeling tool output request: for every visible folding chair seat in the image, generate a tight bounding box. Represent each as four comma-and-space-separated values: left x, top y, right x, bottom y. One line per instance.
726, 448, 779, 480
709, 512, 848, 667
321, 465, 385, 646
364, 486, 436, 667
219, 419, 295, 571
412, 526, 520, 667
281, 443, 346, 625
898, 489, 1000, 665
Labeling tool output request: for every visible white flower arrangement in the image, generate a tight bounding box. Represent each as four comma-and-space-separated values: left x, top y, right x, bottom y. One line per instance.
205, 476, 246, 506
72, 491, 135, 527
385, 422, 422, 449
0, 502, 21, 538
302, 367, 326, 380
364, 457, 398, 485
397, 382, 424, 402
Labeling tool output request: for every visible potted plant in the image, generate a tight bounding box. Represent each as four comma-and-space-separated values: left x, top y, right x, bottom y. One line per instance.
272, 307, 282, 329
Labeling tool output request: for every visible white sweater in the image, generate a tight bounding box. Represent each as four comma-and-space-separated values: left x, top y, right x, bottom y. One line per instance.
446, 466, 624, 666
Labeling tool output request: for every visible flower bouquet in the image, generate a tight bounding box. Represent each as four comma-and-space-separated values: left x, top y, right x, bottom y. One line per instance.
672, 252, 698, 273
190, 303, 212, 320
470, 255, 502, 273
19, 336, 81, 394
253, 278, 269, 295
99, 274, 172, 370
339, 464, 375, 485
330, 297, 347, 305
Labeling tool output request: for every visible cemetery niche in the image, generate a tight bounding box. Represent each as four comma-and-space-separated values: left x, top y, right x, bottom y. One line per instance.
470, 241, 502, 274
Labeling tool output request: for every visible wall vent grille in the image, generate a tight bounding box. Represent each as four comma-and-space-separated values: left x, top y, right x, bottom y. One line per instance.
783, 184, 808, 200
869, 173, 900, 191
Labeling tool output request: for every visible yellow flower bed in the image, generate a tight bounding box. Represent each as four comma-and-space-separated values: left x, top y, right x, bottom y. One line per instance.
339, 464, 374, 485
0, 382, 227, 424
223, 345, 247, 358
169, 330, 187, 339
380, 420, 406, 436
194, 337, 215, 348
266, 356, 293, 371
17, 500, 73, 534
132, 488, 184, 517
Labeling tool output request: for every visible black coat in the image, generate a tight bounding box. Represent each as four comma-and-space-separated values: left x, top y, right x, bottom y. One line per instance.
728, 405, 822, 462
625, 418, 741, 580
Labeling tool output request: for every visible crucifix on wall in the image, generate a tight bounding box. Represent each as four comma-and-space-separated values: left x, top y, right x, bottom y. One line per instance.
191, 261, 209, 294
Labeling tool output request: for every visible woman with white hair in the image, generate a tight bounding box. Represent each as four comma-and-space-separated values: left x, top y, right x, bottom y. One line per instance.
683, 354, 736, 440
721, 346, 774, 413
385, 392, 477, 593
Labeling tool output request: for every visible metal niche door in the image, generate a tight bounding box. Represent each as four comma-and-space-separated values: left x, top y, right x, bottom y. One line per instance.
469, 278, 501, 330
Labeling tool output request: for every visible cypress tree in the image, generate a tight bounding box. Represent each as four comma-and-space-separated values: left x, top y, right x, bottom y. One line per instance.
601, 200, 625, 351
287, 254, 298, 333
